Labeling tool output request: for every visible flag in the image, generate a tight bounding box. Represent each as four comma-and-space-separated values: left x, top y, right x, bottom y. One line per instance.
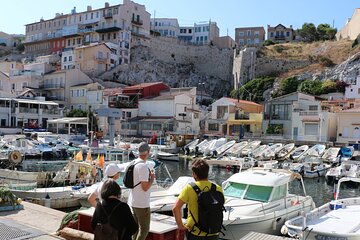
74, 150, 83, 161
98, 154, 105, 169
86, 149, 92, 163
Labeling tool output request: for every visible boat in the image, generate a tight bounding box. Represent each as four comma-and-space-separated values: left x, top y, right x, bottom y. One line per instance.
276, 143, 296, 159
223, 141, 248, 156
203, 138, 227, 156
321, 147, 340, 164
208, 156, 257, 170
183, 139, 199, 155
339, 146, 355, 161
156, 151, 180, 162
325, 160, 360, 185
289, 145, 309, 161
283, 177, 360, 240
290, 156, 331, 178
259, 143, 283, 160
220, 167, 315, 239
213, 140, 236, 157
194, 139, 209, 155
0, 168, 48, 186
249, 145, 270, 159
299, 144, 326, 160
240, 140, 261, 156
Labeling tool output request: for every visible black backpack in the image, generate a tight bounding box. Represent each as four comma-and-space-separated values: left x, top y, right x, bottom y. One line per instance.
189, 182, 225, 235
94, 203, 122, 240
123, 161, 141, 188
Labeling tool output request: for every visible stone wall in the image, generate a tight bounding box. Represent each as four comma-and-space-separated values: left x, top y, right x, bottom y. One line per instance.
147, 36, 233, 81
254, 58, 310, 78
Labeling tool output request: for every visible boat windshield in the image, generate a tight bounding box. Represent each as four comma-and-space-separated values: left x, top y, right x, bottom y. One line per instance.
224, 182, 247, 198
224, 182, 273, 202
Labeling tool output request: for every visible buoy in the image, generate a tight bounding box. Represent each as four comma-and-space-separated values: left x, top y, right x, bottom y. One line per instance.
8, 150, 23, 166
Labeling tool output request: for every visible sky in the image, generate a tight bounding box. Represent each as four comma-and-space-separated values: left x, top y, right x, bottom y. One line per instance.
0, 0, 358, 38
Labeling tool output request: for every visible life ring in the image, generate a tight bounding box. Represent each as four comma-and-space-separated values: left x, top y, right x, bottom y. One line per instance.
8, 150, 23, 165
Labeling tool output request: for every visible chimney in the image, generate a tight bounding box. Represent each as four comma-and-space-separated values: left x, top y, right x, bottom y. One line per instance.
290, 25, 293, 29
105, 2, 110, 8
87, 6, 92, 11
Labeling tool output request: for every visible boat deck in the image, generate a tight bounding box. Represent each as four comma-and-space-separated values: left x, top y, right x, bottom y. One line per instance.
307, 205, 360, 234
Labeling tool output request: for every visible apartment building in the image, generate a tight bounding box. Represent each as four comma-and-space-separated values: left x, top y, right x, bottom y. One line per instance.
69, 82, 104, 111
0, 31, 15, 47
150, 18, 179, 37
24, 0, 150, 57
235, 27, 265, 47
193, 21, 219, 45
178, 26, 194, 42
267, 24, 295, 43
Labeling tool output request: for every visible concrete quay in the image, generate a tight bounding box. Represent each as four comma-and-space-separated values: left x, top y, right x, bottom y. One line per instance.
0, 201, 66, 239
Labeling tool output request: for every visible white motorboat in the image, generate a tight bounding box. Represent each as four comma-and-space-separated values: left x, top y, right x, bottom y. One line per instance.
290, 156, 331, 178
223, 141, 248, 156
183, 139, 199, 155
283, 177, 360, 240
249, 145, 269, 159
208, 156, 257, 170
156, 151, 180, 162
299, 144, 326, 160
213, 140, 236, 157
290, 145, 309, 161
321, 147, 340, 164
259, 143, 284, 160
240, 140, 261, 156
325, 160, 360, 184
276, 143, 296, 159
203, 138, 227, 156
0, 168, 48, 186
221, 167, 315, 239
194, 139, 209, 155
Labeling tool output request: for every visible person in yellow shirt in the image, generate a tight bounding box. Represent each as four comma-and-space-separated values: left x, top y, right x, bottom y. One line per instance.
172, 159, 224, 240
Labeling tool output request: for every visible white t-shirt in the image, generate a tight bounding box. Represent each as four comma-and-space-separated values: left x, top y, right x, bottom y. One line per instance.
128, 158, 151, 208
95, 181, 104, 202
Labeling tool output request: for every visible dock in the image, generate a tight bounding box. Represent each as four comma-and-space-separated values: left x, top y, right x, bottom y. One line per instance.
0, 201, 65, 239
241, 232, 292, 239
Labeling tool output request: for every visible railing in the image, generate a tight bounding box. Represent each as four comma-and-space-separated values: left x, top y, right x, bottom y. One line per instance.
19, 108, 38, 114
96, 23, 122, 32
298, 111, 320, 116
39, 83, 65, 89
47, 96, 66, 101
235, 113, 250, 120
25, 31, 63, 43
42, 109, 59, 115
131, 19, 143, 25
104, 12, 113, 18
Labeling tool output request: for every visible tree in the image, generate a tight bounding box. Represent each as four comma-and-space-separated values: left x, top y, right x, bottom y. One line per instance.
317, 24, 337, 40
298, 23, 318, 42
321, 79, 337, 94
66, 109, 98, 132
298, 80, 322, 95
336, 80, 349, 93
230, 76, 275, 102
16, 43, 25, 52
279, 77, 301, 95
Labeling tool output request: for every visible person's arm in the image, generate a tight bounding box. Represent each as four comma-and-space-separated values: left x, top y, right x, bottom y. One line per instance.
88, 190, 98, 208
172, 198, 187, 231
140, 172, 155, 191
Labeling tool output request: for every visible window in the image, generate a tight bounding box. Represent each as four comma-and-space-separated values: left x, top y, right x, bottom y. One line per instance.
208, 123, 219, 131
64, 57, 67, 62
244, 185, 272, 202
69, 56, 72, 61
11, 84, 15, 90
247, 30, 251, 36
189, 29, 192, 34
204, 36, 208, 41
247, 39, 251, 45
272, 184, 287, 201
67, 39, 71, 46
305, 123, 318, 136
239, 32, 244, 37
97, 12, 99, 18
254, 38, 260, 44
358, 88, 360, 94
254, 31, 259, 37
113, 33, 117, 39
72, 39, 75, 45
342, 127, 349, 138
224, 182, 247, 198
270, 32, 274, 37
309, 105, 318, 111
91, 13, 94, 19
239, 39, 244, 45
286, 31, 290, 37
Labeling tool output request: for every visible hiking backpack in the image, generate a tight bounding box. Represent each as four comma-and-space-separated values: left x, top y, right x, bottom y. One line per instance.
189, 182, 225, 235
94, 203, 120, 240
123, 161, 141, 188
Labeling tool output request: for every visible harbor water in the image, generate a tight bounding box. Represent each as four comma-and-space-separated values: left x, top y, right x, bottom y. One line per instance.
18, 157, 360, 208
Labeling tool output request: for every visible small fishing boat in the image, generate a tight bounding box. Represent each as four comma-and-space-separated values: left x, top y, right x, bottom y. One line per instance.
339, 146, 355, 161
223, 141, 248, 156
290, 145, 309, 161
156, 151, 180, 162
290, 156, 331, 178
283, 177, 360, 240
213, 140, 236, 157
321, 147, 340, 164
276, 143, 296, 159
203, 138, 227, 156
183, 139, 199, 155
299, 144, 326, 160
241, 140, 261, 156
325, 160, 360, 185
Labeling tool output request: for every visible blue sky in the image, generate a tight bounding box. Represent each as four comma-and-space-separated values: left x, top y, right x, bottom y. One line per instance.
1, 0, 358, 37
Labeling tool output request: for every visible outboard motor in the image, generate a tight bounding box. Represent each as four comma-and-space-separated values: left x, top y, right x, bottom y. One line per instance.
212, 150, 218, 158
185, 147, 190, 156
195, 146, 199, 157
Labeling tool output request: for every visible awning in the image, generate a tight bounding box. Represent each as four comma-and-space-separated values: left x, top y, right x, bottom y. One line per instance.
47, 117, 88, 124
15, 99, 58, 106
227, 120, 259, 124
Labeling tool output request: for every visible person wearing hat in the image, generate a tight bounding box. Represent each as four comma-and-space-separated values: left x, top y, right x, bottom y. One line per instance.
87, 163, 124, 207
128, 142, 155, 240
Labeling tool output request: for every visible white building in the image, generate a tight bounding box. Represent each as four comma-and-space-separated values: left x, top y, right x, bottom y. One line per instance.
178, 26, 194, 43
345, 76, 360, 99
150, 18, 179, 37
61, 50, 75, 70
193, 21, 219, 45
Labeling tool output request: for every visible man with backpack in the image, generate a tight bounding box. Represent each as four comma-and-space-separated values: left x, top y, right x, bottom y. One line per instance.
127, 142, 155, 240
172, 159, 225, 240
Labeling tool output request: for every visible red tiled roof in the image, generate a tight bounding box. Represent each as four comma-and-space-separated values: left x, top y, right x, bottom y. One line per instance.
340, 107, 360, 113
103, 87, 123, 96
224, 97, 262, 107
123, 82, 167, 90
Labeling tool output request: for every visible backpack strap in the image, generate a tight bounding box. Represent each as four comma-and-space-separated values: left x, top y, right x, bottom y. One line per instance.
132, 161, 142, 188
188, 182, 202, 235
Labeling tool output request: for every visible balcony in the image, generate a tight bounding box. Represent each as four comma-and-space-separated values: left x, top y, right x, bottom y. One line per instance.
104, 12, 113, 19
108, 101, 137, 109
25, 31, 63, 43
275, 36, 286, 41
235, 113, 250, 120
299, 111, 320, 116
96, 23, 121, 33
131, 19, 143, 26
47, 96, 66, 101
39, 83, 65, 89
42, 109, 59, 115
19, 107, 38, 114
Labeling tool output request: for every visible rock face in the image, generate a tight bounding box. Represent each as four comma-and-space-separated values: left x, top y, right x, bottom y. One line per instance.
103, 36, 234, 98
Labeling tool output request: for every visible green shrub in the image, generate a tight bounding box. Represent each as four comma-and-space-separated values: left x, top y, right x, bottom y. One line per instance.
266, 124, 283, 134
263, 40, 275, 46
318, 56, 334, 67
321, 79, 337, 94
230, 76, 275, 102
274, 45, 286, 53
